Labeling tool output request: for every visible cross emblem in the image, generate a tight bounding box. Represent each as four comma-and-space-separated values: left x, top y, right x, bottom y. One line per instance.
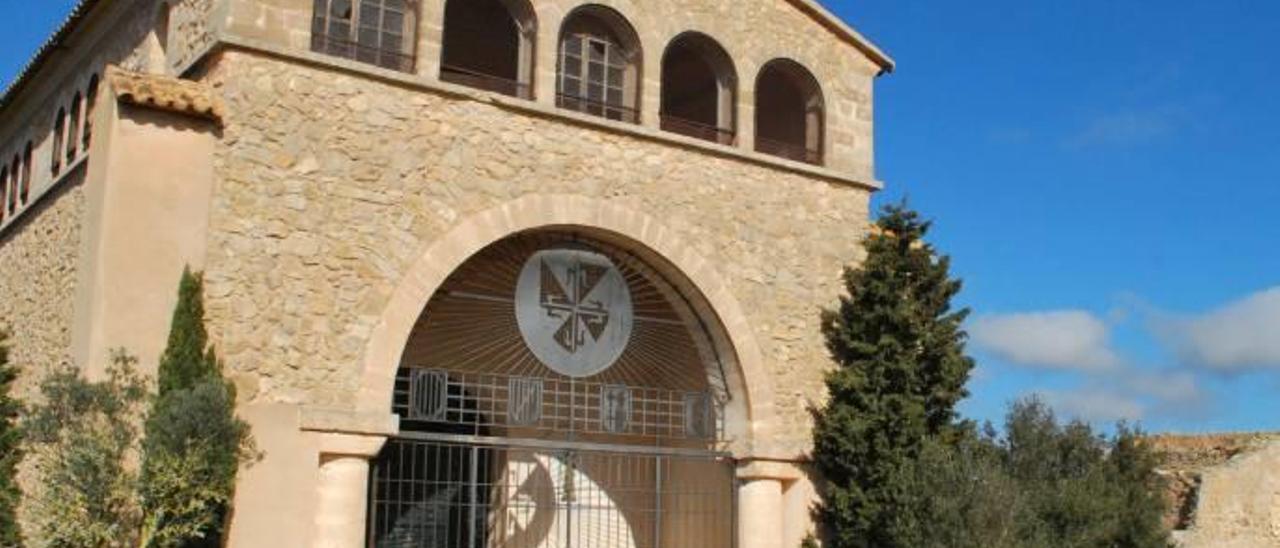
515, 248, 632, 377
538, 258, 612, 353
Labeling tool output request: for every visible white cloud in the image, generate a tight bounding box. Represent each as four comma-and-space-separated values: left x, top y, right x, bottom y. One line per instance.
1122, 370, 1202, 407
970, 310, 1122, 371
1032, 370, 1205, 426
1039, 390, 1146, 423
1157, 287, 1280, 371
1066, 106, 1182, 148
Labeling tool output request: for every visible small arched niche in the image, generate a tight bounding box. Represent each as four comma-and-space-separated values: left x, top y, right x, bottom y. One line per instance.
0, 165, 8, 221
755, 59, 824, 165
83, 74, 100, 150
20, 142, 32, 205
67, 92, 83, 162
440, 0, 536, 98
660, 32, 737, 145
52, 107, 67, 176
556, 4, 643, 123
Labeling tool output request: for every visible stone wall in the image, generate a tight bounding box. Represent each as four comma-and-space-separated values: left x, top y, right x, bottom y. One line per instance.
221, 0, 884, 180
1153, 434, 1280, 547
0, 174, 85, 399
0, 172, 86, 537
168, 0, 221, 74
202, 49, 872, 456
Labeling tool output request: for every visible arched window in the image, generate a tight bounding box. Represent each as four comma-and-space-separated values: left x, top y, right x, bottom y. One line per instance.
0, 165, 8, 221
660, 32, 737, 145
67, 93, 83, 162
52, 108, 66, 176
311, 0, 417, 72
557, 5, 641, 123
440, 0, 535, 98
755, 59, 824, 165
20, 143, 32, 205
84, 74, 100, 149
9, 156, 18, 214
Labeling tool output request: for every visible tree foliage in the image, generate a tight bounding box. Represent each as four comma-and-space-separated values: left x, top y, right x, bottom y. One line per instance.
140, 269, 253, 548
809, 203, 1169, 548
0, 333, 23, 546
25, 353, 149, 548
24, 269, 254, 548
156, 269, 217, 395
902, 399, 1170, 548
811, 203, 975, 547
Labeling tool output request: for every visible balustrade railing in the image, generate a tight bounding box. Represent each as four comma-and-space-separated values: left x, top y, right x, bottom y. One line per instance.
440, 65, 531, 99
660, 115, 736, 145
556, 93, 640, 124
754, 135, 822, 165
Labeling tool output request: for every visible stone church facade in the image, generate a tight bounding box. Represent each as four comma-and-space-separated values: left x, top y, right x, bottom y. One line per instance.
0, 0, 891, 546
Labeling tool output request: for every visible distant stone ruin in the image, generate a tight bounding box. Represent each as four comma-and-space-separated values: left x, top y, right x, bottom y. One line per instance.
1150, 433, 1280, 547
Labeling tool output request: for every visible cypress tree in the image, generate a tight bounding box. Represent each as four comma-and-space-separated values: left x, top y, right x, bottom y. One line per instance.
811, 203, 975, 548
140, 269, 252, 548
156, 268, 218, 394
0, 332, 22, 546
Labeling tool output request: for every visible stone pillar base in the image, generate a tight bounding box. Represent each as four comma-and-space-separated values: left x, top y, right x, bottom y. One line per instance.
313, 433, 388, 548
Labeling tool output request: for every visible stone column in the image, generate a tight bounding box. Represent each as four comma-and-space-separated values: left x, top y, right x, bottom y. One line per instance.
313, 433, 388, 548
738, 477, 785, 548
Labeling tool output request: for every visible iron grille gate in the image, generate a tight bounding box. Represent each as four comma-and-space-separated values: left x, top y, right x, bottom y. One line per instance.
368, 437, 736, 548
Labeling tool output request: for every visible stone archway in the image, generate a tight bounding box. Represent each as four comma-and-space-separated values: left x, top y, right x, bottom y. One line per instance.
355, 194, 777, 454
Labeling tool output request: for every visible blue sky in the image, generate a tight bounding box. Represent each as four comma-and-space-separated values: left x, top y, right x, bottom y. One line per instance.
3, 2, 1276, 432
831, 0, 1280, 433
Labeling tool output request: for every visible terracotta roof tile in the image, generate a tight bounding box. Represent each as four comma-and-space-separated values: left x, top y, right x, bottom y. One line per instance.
105, 65, 224, 124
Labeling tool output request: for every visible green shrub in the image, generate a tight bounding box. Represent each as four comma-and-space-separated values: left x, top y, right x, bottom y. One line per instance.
0, 333, 23, 546
24, 268, 255, 548
25, 353, 148, 547
139, 269, 254, 548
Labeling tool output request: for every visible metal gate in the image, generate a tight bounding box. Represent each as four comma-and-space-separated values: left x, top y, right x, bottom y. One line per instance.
367, 437, 736, 548
373, 234, 740, 548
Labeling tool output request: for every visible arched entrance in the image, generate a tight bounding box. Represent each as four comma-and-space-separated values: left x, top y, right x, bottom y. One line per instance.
367, 229, 739, 548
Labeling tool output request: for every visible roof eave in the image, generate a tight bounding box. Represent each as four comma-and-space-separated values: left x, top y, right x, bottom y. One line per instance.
0, 0, 104, 113
786, 0, 895, 75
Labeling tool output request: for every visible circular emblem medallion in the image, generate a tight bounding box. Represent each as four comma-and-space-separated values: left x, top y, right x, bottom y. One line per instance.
515, 248, 633, 378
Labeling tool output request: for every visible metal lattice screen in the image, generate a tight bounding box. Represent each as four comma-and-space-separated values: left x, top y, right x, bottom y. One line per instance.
392, 368, 722, 446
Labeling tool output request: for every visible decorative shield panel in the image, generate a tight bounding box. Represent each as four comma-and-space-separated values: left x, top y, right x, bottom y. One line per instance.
515, 248, 634, 378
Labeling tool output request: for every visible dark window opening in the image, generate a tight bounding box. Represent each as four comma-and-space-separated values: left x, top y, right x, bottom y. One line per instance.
660, 34, 736, 145
440, 0, 534, 98
7, 157, 17, 215
67, 93, 82, 162
1, 166, 8, 221
312, 0, 416, 73
84, 75, 99, 150
557, 6, 640, 123
52, 108, 66, 176
755, 60, 824, 165
20, 143, 31, 205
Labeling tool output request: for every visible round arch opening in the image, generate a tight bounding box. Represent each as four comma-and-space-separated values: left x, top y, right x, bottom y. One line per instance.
367, 228, 743, 548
